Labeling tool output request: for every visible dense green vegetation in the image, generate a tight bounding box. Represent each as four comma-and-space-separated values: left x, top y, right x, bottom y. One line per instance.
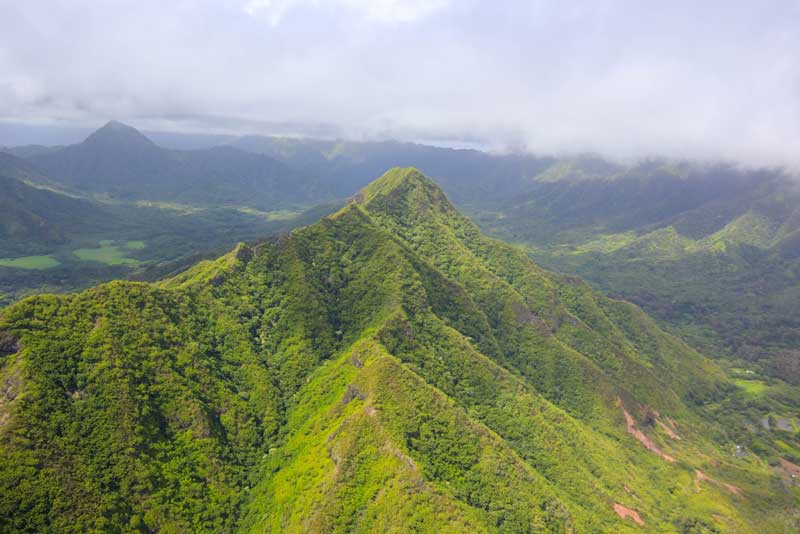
462, 159, 800, 384
220, 134, 800, 391
3, 121, 799, 532
1, 169, 797, 532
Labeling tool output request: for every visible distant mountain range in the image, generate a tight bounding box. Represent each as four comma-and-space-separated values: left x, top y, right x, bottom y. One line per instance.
24, 121, 325, 209
2, 121, 799, 384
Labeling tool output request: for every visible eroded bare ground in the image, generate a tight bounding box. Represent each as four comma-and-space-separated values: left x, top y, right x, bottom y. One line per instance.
613, 503, 645, 526
656, 418, 681, 440
619, 398, 747, 503
694, 470, 744, 498
779, 458, 800, 477
619, 400, 676, 463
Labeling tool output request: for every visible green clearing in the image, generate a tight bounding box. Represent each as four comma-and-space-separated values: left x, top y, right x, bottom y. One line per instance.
0, 255, 61, 270
236, 207, 302, 221
73, 245, 141, 266
732, 378, 768, 395
124, 240, 146, 250
97, 239, 146, 250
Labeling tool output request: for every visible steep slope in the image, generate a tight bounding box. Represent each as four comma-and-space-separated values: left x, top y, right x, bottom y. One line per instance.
0, 160, 113, 245
471, 159, 800, 380
0, 169, 796, 533
27, 122, 326, 209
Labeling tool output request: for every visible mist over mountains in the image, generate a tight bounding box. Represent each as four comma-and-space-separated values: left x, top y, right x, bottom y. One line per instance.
4, 2, 800, 169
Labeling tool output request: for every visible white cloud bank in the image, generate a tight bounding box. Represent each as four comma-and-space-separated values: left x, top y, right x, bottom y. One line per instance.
244, 0, 451, 25
1, 0, 799, 169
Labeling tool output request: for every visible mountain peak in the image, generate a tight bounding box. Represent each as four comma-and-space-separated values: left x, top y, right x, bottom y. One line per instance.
360, 167, 430, 196
82, 120, 156, 149
350, 167, 468, 232
104, 119, 130, 129
356, 167, 454, 214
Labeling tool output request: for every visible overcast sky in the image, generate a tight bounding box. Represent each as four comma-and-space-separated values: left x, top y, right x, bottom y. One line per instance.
1, 0, 799, 168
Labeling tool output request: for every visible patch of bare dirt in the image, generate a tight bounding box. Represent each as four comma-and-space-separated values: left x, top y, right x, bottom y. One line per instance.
613, 503, 645, 526
619, 400, 675, 462
665, 416, 678, 428
656, 418, 681, 440
779, 458, 800, 477
694, 469, 711, 491
694, 470, 744, 498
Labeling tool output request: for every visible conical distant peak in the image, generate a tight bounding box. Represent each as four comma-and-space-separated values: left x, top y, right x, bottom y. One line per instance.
83, 120, 156, 149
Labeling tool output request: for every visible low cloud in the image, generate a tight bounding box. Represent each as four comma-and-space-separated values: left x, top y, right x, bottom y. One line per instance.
1, 1, 799, 169
244, 0, 451, 25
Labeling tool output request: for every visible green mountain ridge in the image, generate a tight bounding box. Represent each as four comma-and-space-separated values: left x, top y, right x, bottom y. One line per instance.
467, 158, 800, 379
1, 168, 796, 533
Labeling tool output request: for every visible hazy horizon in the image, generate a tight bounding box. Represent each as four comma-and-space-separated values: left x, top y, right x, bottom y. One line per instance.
2, 1, 799, 169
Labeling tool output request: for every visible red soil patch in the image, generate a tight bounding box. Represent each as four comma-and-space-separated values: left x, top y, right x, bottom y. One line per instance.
694, 469, 712, 491
779, 458, 800, 477
656, 418, 681, 440
665, 416, 678, 429
694, 470, 744, 498
613, 503, 645, 526
620, 403, 675, 462
722, 482, 744, 498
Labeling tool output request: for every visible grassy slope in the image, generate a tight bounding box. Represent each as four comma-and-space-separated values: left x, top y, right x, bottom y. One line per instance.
0, 168, 797, 532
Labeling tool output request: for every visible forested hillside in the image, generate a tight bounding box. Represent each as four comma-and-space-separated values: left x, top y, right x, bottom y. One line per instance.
467, 159, 800, 384
1, 169, 796, 533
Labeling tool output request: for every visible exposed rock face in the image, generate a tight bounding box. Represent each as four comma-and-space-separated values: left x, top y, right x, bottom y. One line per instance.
341, 384, 365, 404
0, 331, 20, 355
234, 243, 254, 262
